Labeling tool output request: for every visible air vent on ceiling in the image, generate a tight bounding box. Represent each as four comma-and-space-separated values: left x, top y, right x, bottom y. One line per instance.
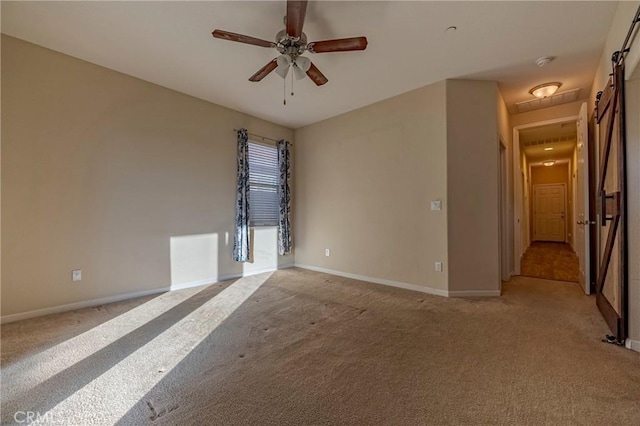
522, 135, 577, 147
514, 88, 580, 114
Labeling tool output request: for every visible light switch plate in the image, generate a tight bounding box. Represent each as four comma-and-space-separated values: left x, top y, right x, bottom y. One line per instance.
430, 200, 442, 211
72, 269, 82, 281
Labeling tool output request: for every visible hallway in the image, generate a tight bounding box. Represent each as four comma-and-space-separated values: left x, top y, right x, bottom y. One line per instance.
521, 242, 580, 283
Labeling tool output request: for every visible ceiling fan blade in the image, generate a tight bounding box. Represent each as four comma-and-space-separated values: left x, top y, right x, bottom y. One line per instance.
212, 29, 276, 48
249, 59, 278, 82
286, 0, 308, 38
308, 37, 368, 53
306, 62, 328, 86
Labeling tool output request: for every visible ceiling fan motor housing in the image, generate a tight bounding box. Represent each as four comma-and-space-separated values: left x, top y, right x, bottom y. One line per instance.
275, 29, 308, 58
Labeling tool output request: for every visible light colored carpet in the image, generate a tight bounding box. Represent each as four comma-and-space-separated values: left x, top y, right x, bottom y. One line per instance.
521, 241, 581, 283
2, 269, 639, 425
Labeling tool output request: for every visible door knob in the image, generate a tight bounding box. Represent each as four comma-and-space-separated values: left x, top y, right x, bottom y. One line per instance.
577, 221, 584, 225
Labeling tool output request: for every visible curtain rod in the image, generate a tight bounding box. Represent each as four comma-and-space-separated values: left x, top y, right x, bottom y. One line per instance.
233, 128, 289, 144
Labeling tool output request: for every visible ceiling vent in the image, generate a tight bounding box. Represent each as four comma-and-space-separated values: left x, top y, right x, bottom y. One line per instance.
513, 88, 580, 114
522, 135, 577, 147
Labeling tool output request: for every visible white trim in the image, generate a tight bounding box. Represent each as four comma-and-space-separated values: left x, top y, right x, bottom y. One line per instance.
514, 115, 579, 131
170, 278, 218, 291
0, 287, 169, 324
240, 267, 279, 277
294, 263, 450, 297
448, 290, 502, 297
169, 271, 253, 291
625, 339, 640, 353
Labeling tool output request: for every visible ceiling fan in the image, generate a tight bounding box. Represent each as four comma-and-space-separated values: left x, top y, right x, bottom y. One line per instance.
212, 0, 368, 87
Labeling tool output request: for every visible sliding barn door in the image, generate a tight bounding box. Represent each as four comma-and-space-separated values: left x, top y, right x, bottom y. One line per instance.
595, 64, 627, 342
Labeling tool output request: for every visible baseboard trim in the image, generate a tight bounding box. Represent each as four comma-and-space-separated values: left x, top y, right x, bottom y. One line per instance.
625, 339, 640, 353
1, 267, 286, 324
170, 277, 218, 291
0, 287, 170, 325
294, 263, 449, 298
448, 290, 502, 297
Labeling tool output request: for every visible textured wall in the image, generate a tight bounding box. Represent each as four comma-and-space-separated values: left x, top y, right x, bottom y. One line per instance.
294, 82, 449, 292
2, 36, 293, 316
446, 80, 501, 294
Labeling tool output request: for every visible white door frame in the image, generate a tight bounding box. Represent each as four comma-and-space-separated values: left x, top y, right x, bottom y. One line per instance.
575, 102, 591, 294
532, 183, 568, 242
512, 115, 578, 275
498, 139, 510, 282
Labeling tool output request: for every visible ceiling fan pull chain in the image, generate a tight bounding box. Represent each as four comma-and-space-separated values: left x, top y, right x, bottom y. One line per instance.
291, 67, 295, 96
283, 76, 286, 105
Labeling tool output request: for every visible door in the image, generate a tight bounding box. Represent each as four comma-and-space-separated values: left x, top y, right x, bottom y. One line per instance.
594, 63, 627, 342
575, 103, 591, 294
533, 184, 566, 242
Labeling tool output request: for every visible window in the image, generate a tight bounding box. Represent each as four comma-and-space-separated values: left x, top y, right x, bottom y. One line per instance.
248, 141, 279, 226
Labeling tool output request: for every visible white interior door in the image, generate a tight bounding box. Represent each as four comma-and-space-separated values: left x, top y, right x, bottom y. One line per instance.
533, 184, 566, 242
575, 102, 591, 294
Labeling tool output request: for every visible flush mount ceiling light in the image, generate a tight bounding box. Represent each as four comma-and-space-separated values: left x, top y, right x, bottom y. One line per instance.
544, 147, 554, 151
543, 161, 556, 167
530, 82, 562, 99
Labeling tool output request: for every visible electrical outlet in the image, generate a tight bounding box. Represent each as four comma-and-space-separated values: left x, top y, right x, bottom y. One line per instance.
72, 269, 82, 281
430, 200, 442, 211
434, 262, 443, 272
325, 249, 330, 257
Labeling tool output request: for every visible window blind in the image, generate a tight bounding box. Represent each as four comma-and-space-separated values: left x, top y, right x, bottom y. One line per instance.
248, 141, 279, 226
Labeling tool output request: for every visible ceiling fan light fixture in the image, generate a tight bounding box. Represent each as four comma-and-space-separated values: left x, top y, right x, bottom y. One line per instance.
529, 82, 562, 99
275, 55, 292, 79
296, 56, 311, 72
292, 64, 307, 80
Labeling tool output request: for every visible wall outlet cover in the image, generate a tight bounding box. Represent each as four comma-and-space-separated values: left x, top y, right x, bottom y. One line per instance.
72, 269, 82, 281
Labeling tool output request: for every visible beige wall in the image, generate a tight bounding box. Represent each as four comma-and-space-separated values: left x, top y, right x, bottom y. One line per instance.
294, 79, 502, 296
294, 82, 449, 292
625, 76, 640, 346
1, 36, 294, 317
446, 80, 500, 294
531, 163, 569, 186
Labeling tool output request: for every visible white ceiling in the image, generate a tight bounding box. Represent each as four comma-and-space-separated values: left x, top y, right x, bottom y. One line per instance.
1, 1, 618, 129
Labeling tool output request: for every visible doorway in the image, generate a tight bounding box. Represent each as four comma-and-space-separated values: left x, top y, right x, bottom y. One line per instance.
512, 113, 588, 288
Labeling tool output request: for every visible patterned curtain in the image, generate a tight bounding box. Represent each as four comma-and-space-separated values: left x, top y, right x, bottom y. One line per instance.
277, 139, 293, 255
233, 129, 251, 262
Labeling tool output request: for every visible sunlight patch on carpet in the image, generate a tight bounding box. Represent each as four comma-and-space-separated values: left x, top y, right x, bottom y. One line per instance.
32, 273, 272, 425
2, 285, 214, 402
